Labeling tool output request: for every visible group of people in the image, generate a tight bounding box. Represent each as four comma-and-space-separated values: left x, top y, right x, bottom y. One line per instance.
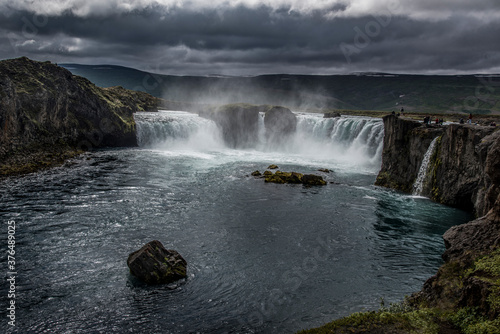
423, 116, 444, 125
391, 109, 497, 127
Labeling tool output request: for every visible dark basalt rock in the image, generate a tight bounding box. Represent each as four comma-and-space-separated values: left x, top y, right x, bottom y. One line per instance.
251, 170, 262, 176
199, 103, 260, 148
302, 174, 328, 186
264, 106, 297, 144
264, 170, 327, 186
127, 240, 187, 285
375, 114, 499, 215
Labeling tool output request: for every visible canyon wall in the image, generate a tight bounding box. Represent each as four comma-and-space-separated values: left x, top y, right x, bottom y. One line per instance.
0, 57, 160, 175
375, 115, 499, 216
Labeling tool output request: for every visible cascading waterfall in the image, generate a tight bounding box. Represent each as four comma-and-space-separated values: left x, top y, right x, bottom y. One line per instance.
294, 114, 384, 164
134, 111, 225, 151
413, 137, 439, 196
134, 110, 384, 167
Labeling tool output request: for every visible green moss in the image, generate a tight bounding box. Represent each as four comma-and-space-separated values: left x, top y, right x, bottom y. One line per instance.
450, 307, 500, 334
465, 249, 500, 314
298, 307, 444, 334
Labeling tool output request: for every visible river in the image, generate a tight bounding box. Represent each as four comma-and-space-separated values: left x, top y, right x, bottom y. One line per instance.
0, 111, 471, 333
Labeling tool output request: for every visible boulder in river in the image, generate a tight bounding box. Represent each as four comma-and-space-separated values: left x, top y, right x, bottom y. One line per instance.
264, 170, 326, 186
302, 174, 328, 186
127, 240, 187, 285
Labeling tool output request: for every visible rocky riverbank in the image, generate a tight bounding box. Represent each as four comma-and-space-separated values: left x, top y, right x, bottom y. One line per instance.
301, 115, 500, 334
0, 57, 161, 177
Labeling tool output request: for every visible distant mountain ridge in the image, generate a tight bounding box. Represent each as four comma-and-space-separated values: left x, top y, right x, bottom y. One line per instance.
61, 63, 500, 114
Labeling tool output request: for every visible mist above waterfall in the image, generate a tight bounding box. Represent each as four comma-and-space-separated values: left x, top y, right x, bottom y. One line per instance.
134, 110, 384, 172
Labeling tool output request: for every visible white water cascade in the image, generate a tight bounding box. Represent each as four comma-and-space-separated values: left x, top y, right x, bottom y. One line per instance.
134, 110, 385, 169
412, 137, 439, 196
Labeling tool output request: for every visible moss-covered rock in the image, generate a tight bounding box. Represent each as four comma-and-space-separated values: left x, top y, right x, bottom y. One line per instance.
263, 170, 326, 186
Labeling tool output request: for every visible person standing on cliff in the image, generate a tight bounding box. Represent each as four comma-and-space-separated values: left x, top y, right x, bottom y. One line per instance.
468, 113, 473, 124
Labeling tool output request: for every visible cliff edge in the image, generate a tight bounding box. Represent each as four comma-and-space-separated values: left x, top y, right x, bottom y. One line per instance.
375, 115, 499, 216
0, 57, 161, 176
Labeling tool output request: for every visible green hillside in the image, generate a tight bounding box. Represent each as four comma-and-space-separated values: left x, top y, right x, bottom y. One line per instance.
61, 64, 500, 114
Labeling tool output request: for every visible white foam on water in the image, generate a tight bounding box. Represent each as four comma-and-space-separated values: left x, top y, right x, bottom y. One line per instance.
134, 111, 385, 174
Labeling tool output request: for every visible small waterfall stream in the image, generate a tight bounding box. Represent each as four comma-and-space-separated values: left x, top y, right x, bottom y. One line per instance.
413, 137, 439, 196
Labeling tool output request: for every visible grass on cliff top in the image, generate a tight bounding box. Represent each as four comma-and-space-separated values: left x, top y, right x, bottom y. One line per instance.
298, 304, 500, 334
297, 302, 447, 334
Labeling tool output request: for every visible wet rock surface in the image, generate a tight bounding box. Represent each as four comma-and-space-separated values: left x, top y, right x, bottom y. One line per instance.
127, 240, 187, 285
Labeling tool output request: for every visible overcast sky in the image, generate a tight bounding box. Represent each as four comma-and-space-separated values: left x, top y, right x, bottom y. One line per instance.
1, 0, 499, 75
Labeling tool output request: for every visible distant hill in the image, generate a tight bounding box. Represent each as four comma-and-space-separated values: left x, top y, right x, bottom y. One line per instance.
61, 64, 500, 114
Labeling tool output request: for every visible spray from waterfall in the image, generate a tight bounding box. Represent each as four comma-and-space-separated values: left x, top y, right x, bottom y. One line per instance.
413, 137, 439, 196
134, 111, 384, 168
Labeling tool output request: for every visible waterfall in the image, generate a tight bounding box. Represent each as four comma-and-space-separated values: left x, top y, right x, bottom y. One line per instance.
134, 110, 384, 166
412, 137, 439, 196
134, 111, 225, 151
294, 114, 384, 164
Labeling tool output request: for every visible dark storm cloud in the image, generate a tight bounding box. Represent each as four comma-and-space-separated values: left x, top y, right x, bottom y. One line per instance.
1, 1, 499, 74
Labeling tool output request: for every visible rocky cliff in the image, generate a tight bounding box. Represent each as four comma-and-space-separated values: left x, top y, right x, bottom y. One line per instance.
0, 57, 160, 176
199, 103, 297, 149
375, 115, 499, 216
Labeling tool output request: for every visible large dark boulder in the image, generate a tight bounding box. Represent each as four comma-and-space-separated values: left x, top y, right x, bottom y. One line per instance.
264, 106, 297, 145
127, 240, 187, 285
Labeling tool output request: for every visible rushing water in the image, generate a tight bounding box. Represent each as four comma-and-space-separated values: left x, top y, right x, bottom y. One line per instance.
0, 111, 471, 333
413, 137, 439, 196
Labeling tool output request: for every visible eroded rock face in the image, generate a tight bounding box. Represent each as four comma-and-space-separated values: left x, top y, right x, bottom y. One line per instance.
0, 57, 160, 176
376, 114, 499, 215
375, 115, 443, 193
442, 216, 500, 264
264, 106, 297, 145
414, 211, 500, 319
199, 103, 260, 148
127, 240, 187, 285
